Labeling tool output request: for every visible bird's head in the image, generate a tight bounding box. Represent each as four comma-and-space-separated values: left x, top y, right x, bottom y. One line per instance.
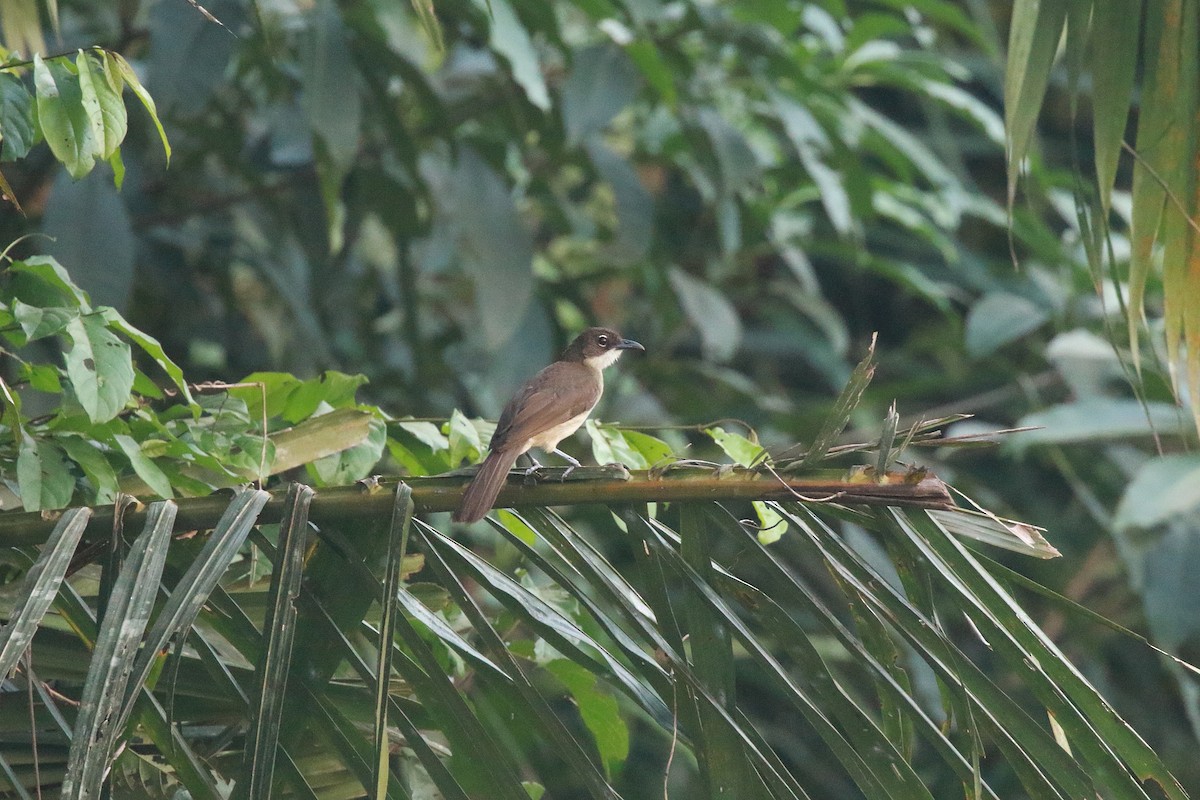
564, 327, 645, 369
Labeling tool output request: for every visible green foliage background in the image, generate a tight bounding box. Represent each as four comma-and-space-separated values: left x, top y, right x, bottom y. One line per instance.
1, 0, 1199, 796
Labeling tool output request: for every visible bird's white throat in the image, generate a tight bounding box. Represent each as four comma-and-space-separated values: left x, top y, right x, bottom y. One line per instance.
585, 349, 624, 370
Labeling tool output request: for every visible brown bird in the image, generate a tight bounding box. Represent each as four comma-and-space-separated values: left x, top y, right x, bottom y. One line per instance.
453, 327, 644, 523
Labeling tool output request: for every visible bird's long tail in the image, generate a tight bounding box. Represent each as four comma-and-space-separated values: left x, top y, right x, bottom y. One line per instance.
453, 449, 520, 523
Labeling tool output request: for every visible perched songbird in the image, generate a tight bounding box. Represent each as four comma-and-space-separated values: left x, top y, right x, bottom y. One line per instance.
453, 327, 644, 523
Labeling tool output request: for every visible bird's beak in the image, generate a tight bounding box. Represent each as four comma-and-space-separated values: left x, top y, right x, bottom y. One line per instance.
617, 338, 645, 351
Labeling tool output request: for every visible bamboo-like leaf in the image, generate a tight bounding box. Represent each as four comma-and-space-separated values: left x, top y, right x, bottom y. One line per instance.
1003, 0, 1068, 205
412, 518, 622, 800
416, 520, 667, 717
385, 587, 532, 800
490, 512, 670, 700
702, 508, 1004, 798
301, 596, 473, 800
676, 503, 765, 797
778, 505, 1093, 798
410, 0, 445, 51
302, 684, 407, 800
645, 509, 934, 800
289, 528, 517, 796
894, 509, 1188, 800
928, 507, 1059, 558
618, 511, 810, 800
1090, 0, 1141, 216
61, 501, 177, 800
117, 489, 270, 736
1127, 3, 1187, 375
372, 483, 412, 800
0, 507, 91, 679
875, 401, 899, 475
0, 749, 33, 800
239, 483, 314, 800
794, 333, 876, 467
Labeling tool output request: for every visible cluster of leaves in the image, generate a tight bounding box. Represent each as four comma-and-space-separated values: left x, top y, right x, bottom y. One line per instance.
0, 254, 390, 511
0, 479, 1186, 799
1006, 0, 1200, 435
0, 0, 1033, 413
0, 250, 773, 516
0, 46, 168, 204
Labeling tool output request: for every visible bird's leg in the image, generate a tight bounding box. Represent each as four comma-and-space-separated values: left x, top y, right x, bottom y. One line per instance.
550, 448, 583, 481
522, 453, 544, 481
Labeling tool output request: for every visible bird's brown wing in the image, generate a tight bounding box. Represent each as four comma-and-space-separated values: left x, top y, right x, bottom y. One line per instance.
490, 361, 601, 452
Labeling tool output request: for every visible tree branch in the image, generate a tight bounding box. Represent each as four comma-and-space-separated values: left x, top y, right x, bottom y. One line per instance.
0, 467, 953, 546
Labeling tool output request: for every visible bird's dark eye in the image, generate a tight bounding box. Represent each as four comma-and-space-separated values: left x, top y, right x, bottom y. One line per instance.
597, 334, 609, 347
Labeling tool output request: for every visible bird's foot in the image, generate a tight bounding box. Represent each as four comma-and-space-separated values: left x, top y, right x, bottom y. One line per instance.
523, 456, 545, 484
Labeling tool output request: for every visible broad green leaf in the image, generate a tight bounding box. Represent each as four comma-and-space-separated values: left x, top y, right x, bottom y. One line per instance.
98, 307, 193, 403
395, 419, 449, 452
546, 660, 630, 777
625, 40, 675, 106
21, 362, 63, 393
1114, 455, 1200, 533
33, 53, 97, 178
108, 51, 170, 163
74, 50, 106, 159
586, 419, 649, 468
563, 43, 640, 144
301, 5, 362, 172
621, 429, 674, 467
482, 0, 550, 110
705, 426, 763, 467
435, 148, 535, 345
229, 371, 300, 418
113, 433, 174, 498
279, 371, 368, 422
1011, 400, 1191, 450
9, 255, 92, 308
668, 267, 742, 362
12, 299, 77, 340
696, 107, 760, 197
65, 313, 134, 423
59, 435, 120, 504
446, 409, 483, 466
0, 507, 91, 679
16, 435, 75, 511
0, 72, 36, 161
773, 93, 854, 235
753, 501, 788, 545
964, 292, 1048, 357
84, 51, 127, 159
309, 414, 386, 484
